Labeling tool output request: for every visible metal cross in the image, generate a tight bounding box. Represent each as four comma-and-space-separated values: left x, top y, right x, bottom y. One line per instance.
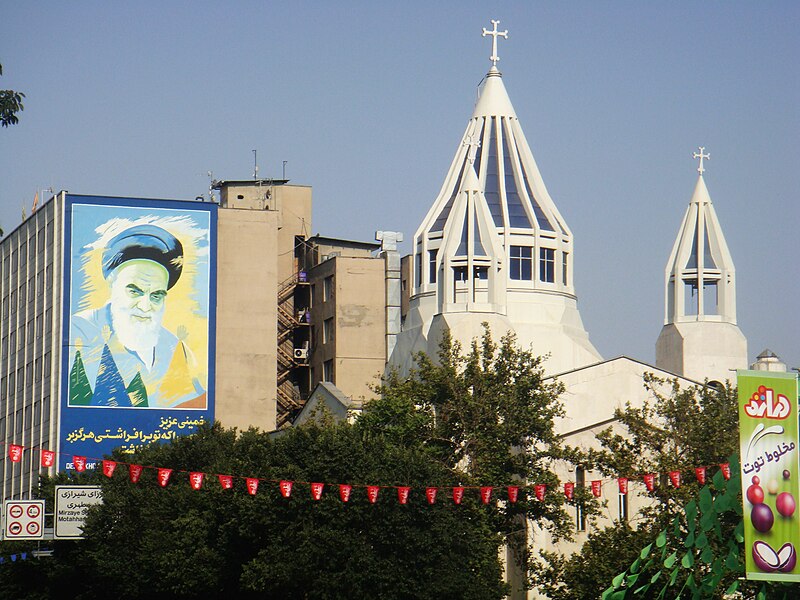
482, 19, 508, 67
693, 147, 710, 175
463, 134, 481, 164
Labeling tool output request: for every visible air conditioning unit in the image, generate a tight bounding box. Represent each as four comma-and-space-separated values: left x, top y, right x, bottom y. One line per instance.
293, 348, 309, 360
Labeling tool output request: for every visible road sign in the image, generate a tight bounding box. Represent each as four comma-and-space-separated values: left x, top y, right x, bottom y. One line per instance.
54, 486, 102, 539
3, 500, 45, 540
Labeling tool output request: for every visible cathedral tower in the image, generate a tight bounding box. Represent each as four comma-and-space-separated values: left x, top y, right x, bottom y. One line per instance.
391, 21, 601, 375
655, 149, 748, 383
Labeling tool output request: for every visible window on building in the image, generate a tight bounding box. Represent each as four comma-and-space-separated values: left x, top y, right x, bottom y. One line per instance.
323, 359, 334, 383
323, 317, 334, 344
428, 250, 437, 284
562, 252, 569, 285
453, 266, 468, 282
323, 275, 334, 302
415, 253, 422, 287
539, 248, 555, 283
619, 492, 629, 522
510, 246, 532, 280
576, 466, 586, 531
473, 266, 488, 280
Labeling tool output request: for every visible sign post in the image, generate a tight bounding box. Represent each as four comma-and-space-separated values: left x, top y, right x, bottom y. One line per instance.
54, 485, 102, 540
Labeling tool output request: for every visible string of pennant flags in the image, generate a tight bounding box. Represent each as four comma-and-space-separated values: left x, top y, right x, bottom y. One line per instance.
4, 441, 731, 505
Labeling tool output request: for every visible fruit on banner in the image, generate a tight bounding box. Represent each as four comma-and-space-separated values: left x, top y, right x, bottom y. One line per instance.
784, 469, 791, 480
747, 483, 765, 505
752, 541, 797, 573
751, 503, 774, 533
767, 479, 779, 495
777, 492, 796, 518
752, 476, 761, 485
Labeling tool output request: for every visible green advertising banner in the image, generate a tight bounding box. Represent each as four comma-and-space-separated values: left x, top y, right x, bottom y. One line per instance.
739, 370, 800, 581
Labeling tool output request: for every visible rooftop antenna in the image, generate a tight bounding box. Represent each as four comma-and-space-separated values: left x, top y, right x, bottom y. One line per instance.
252, 149, 259, 180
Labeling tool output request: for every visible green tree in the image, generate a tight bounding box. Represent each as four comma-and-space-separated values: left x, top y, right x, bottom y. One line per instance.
364, 326, 589, 592
537, 375, 742, 598
0, 63, 25, 127
0, 421, 507, 600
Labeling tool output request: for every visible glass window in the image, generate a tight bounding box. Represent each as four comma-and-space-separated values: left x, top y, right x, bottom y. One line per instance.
428, 250, 437, 284
323, 317, 334, 344
510, 246, 532, 280
540, 248, 555, 283
323, 275, 334, 302
562, 252, 569, 285
619, 492, 629, 522
453, 266, 468, 282
415, 253, 422, 288
576, 466, 586, 531
323, 359, 334, 383
473, 266, 488, 280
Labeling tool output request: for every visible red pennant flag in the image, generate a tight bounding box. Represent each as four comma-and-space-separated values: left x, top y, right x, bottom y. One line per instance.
452, 487, 464, 505
8, 444, 23, 463
425, 487, 437, 504
564, 482, 575, 500
643, 473, 656, 491
189, 472, 204, 490
218, 474, 233, 490
535, 484, 547, 501
311, 482, 324, 500
367, 486, 380, 504
480, 486, 493, 504
129, 464, 143, 483
618, 477, 628, 495
73, 456, 87, 472
507, 486, 519, 503
279, 480, 293, 498
157, 468, 172, 487
246, 478, 259, 496
397, 486, 411, 504
591, 480, 602, 498
102, 460, 117, 478
669, 470, 681, 488
695, 467, 707, 485
41, 449, 55, 468
339, 484, 352, 502
719, 463, 731, 480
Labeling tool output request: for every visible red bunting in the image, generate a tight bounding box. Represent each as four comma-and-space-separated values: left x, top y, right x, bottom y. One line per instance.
218, 474, 233, 490
279, 480, 293, 498
480, 486, 492, 504
669, 470, 681, 489
397, 486, 410, 504
157, 468, 172, 487
311, 482, 324, 500
591, 480, 602, 498
102, 460, 117, 478
720, 463, 731, 480
73, 456, 87, 472
643, 473, 656, 491
425, 487, 437, 504
246, 478, 259, 496
8, 444, 22, 463
452, 487, 465, 505
564, 482, 575, 500
695, 467, 706, 485
507, 486, 519, 503
339, 484, 352, 502
41, 449, 55, 468
534, 484, 546, 501
189, 472, 204, 490
129, 464, 143, 483
367, 486, 380, 504
618, 477, 628, 495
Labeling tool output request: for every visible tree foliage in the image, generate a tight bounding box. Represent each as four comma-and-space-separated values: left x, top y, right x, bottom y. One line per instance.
0, 63, 25, 128
537, 375, 744, 598
0, 421, 507, 600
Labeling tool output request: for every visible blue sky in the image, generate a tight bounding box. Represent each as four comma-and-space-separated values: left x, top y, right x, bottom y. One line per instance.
2, 2, 798, 372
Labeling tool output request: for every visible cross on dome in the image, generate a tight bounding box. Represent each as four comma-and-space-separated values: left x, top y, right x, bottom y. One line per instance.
693, 147, 710, 175
463, 134, 481, 165
482, 19, 508, 67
